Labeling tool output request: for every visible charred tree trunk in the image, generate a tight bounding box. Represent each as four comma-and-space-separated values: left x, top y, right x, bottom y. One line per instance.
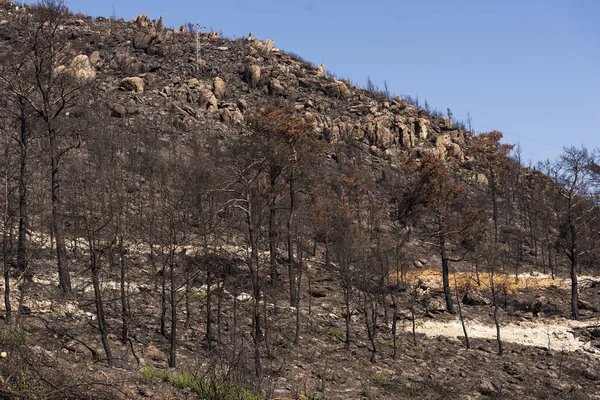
490, 270, 503, 356
16, 105, 28, 275
160, 264, 167, 336
247, 209, 262, 377
205, 266, 213, 351
49, 128, 71, 294
569, 222, 579, 320
287, 170, 296, 307
169, 229, 177, 368
119, 236, 130, 343
294, 246, 303, 345
2, 229, 11, 325
454, 273, 470, 349
90, 248, 113, 367
439, 230, 454, 314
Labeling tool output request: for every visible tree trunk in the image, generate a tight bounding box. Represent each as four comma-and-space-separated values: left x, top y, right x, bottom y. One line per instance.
287, 170, 296, 306
16, 108, 28, 274
490, 271, 503, 356
2, 229, 11, 325
160, 264, 167, 336
391, 293, 398, 359
269, 203, 277, 283
205, 266, 213, 351
119, 236, 130, 343
569, 223, 580, 320
50, 129, 71, 294
439, 231, 454, 314
294, 246, 302, 345
454, 273, 470, 349
169, 235, 177, 368
247, 210, 262, 377
91, 249, 113, 367
344, 284, 351, 351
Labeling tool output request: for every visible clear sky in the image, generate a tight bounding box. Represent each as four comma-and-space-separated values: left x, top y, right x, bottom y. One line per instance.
32, 0, 600, 165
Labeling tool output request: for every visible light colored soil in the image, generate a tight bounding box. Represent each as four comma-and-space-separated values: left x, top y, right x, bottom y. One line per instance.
408, 317, 600, 354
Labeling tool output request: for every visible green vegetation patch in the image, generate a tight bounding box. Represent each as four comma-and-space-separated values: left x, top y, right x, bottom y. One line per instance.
141, 366, 262, 400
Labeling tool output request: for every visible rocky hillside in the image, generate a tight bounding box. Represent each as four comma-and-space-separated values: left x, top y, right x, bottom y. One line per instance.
0, 2, 599, 400
1, 3, 469, 164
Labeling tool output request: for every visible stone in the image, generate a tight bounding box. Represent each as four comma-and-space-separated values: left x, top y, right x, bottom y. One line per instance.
89, 51, 101, 66
268, 78, 284, 96
111, 103, 127, 118
236, 99, 248, 112
213, 77, 226, 100
449, 142, 465, 161
220, 109, 235, 124
231, 110, 244, 124
236, 293, 251, 302
187, 78, 200, 88
476, 173, 488, 185
309, 290, 327, 298
478, 379, 496, 395
69, 54, 96, 83
244, 64, 261, 88
144, 345, 164, 361
440, 117, 453, 130
133, 32, 152, 50
530, 296, 548, 317
316, 64, 326, 77
199, 88, 218, 112
426, 297, 445, 313
120, 77, 144, 94
578, 299, 598, 312
462, 290, 490, 306
132, 14, 149, 28
326, 80, 350, 98
416, 118, 430, 140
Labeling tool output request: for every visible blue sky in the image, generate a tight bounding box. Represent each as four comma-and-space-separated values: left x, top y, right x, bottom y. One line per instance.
41, 0, 600, 165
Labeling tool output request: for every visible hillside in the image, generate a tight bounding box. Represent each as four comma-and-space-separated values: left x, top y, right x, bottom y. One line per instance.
0, 1, 599, 399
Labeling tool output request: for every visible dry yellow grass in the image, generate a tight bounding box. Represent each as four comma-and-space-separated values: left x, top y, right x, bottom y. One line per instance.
393, 269, 565, 294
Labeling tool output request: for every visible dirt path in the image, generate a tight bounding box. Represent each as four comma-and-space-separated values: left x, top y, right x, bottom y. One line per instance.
408, 318, 599, 354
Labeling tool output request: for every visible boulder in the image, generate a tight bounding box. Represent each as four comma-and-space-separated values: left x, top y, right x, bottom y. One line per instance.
111, 103, 127, 118
578, 299, 599, 312
236, 98, 248, 112
268, 78, 284, 96
530, 296, 548, 317
244, 64, 261, 88
198, 88, 218, 112
416, 118, 430, 140
212, 77, 226, 100
462, 290, 490, 306
264, 39, 275, 53
133, 31, 152, 50
144, 345, 163, 360
440, 117, 453, 130
448, 142, 465, 162
316, 64, 326, 77
220, 109, 244, 125
426, 297, 446, 313
326, 80, 350, 98
132, 14, 149, 28
69, 54, 95, 83
120, 77, 144, 94
89, 51, 101, 66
